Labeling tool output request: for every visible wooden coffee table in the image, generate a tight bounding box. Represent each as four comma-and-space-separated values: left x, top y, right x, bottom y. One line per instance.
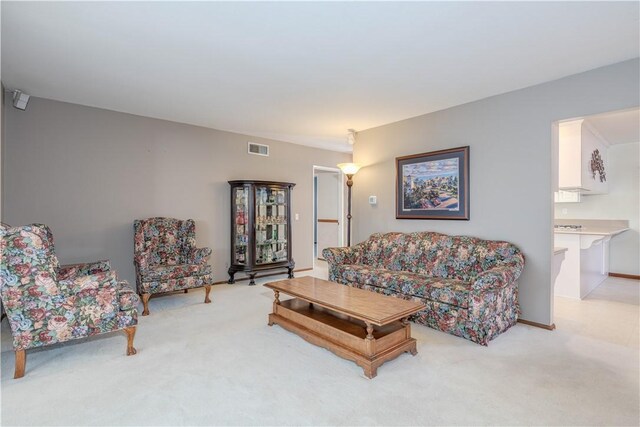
264, 276, 425, 378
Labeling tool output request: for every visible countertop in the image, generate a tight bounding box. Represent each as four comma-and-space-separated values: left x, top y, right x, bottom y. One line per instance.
554, 219, 630, 237
554, 227, 629, 236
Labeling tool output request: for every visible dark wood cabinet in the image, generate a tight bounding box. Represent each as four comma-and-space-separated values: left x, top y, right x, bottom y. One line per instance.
228, 180, 295, 285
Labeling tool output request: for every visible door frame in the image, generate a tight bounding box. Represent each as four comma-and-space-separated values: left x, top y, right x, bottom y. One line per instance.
312, 165, 344, 262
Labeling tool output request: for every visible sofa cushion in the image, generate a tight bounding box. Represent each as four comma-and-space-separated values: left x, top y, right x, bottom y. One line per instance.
335, 264, 471, 308
142, 264, 212, 281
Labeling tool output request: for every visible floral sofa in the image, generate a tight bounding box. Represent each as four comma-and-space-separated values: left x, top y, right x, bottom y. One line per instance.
323, 232, 525, 345
134, 217, 213, 315
1, 224, 139, 378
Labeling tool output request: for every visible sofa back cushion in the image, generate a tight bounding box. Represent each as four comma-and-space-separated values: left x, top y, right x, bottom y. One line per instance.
361, 232, 522, 282
362, 232, 450, 275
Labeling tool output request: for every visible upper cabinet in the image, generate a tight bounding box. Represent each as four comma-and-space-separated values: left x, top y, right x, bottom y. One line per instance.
558, 119, 609, 195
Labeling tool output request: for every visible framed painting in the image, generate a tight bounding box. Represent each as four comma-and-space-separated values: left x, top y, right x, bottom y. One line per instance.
396, 146, 469, 220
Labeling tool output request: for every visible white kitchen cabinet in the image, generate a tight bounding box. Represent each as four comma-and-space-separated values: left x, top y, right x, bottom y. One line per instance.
558, 119, 609, 195
554, 220, 629, 299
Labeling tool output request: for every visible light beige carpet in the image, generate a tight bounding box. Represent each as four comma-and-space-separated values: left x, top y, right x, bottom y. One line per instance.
1, 270, 638, 426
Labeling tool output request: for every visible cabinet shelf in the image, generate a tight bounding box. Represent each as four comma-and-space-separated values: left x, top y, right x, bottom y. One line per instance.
256, 240, 287, 245
228, 180, 296, 286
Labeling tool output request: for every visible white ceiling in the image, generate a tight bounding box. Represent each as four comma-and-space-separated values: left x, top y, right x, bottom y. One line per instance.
586, 108, 640, 145
2, 2, 639, 152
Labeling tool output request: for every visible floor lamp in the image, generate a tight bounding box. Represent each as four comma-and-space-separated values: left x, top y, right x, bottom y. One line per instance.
337, 163, 361, 246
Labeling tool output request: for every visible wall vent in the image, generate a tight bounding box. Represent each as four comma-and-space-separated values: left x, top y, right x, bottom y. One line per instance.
248, 142, 269, 156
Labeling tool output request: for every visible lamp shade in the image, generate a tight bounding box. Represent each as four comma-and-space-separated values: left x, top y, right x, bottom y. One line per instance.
337, 163, 361, 175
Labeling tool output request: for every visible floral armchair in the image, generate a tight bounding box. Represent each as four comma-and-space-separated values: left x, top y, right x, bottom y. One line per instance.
133, 217, 213, 315
0, 224, 139, 378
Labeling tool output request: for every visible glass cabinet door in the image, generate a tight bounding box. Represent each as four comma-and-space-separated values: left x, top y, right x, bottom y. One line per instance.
232, 186, 249, 265
255, 186, 288, 264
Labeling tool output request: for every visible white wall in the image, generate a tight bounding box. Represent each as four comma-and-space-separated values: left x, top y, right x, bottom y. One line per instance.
556, 142, 639, 275
2, 96, 351, 285
353, 59, 639, 326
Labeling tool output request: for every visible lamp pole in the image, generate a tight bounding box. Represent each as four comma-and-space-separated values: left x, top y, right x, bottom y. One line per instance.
345, 173, 354, 246
337, 163, 361, 247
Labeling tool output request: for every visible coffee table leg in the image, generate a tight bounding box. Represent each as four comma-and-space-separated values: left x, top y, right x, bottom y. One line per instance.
268, 290, 280, 326
365, 322, 374, 340
363, 365, 378, 379
361, 324, 378, 380
402, 317, 411, 339
401, 317, 418, 356
364, 322, 377, 362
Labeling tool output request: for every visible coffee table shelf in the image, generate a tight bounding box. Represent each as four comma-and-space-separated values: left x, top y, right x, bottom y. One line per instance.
264, 276, 425, 378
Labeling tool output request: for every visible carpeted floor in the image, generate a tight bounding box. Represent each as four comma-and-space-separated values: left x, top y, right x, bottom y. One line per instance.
1, 266, 638, 426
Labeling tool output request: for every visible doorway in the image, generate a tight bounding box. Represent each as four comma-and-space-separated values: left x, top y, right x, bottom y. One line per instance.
551, 107, 639, 330
313, 166, 343, 260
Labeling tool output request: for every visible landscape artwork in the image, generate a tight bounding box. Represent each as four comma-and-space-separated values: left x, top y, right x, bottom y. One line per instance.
396, 146, 469, 220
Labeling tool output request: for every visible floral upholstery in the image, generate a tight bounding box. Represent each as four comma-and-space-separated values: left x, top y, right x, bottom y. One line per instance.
133, 217, 213, 296
57, 260, 112, 281
0, 224, 139, 352
333, 264, 471, 308
323, 232, 525, 345
142, 264, 213, 282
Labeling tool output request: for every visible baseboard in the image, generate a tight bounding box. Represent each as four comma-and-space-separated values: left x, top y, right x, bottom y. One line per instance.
213, 267, 313, 285
609, 272, 640, 280
518, 319, 556, 331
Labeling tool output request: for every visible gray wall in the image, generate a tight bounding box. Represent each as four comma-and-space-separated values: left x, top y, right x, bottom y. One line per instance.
556, 142, 639, 275
316, 172, 340, 219
353, 59, 639, 325
1, 86, 3, 221
2, 97, 351, 285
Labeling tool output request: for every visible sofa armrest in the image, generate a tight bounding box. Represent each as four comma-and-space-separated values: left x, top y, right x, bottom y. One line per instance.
186, 247, 212, 264
58, 259, 111, 281
472, 263, 523, 292
322, 242, 365, 267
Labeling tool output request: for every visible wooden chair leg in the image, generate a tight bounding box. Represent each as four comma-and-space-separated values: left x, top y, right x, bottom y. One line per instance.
184, 289, 188, 293
204, 285, 212, 304
124, 326, 137, 356
141, 293, 151, 316
14, 350, 26, 379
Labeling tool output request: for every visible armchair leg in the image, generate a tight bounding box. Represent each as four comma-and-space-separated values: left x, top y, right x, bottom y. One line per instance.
204, 285, 212, 304
14, 350, 26, 379
141, 293, 151, 316
124, 326, 137, 356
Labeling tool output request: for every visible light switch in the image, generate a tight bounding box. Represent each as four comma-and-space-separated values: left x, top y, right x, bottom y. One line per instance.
369, 196, 377, 205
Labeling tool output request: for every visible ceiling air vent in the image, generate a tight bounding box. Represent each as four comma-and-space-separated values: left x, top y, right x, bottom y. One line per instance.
248, 142, 269, 157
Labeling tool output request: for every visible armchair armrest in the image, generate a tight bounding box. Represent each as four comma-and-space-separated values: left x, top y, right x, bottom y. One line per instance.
322, 242, 365, 267
186, 247, 212, 264
58, 270, 118, 297
58, 259, 111, 281
472, 262, 524, 293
